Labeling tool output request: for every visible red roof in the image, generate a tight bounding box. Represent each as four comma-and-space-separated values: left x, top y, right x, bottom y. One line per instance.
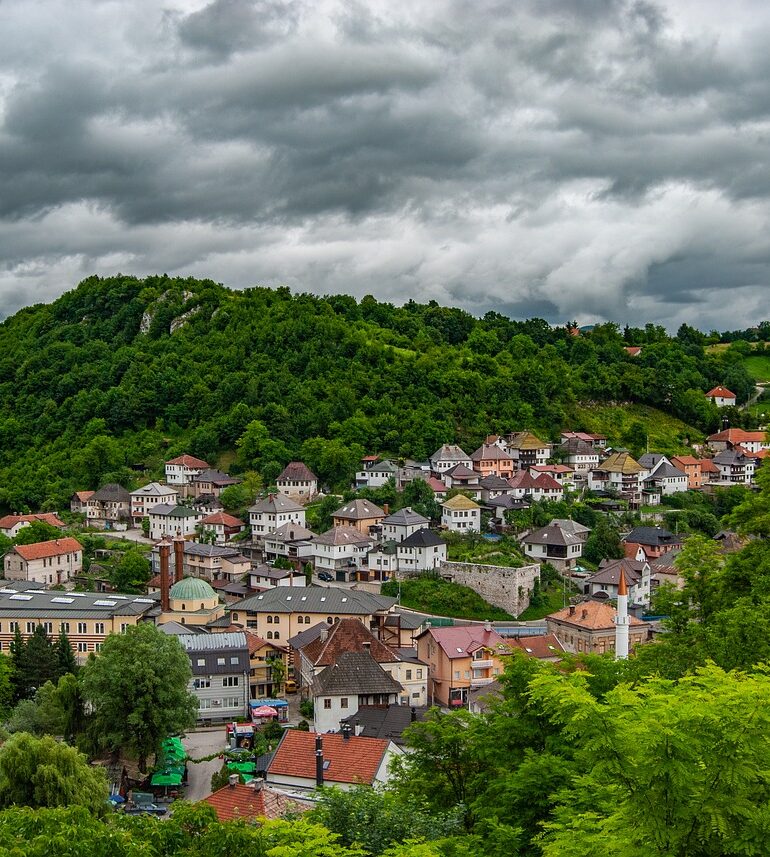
509, 633, 565, 659
708, 428, 767, 444
202, 782, 304, 821
700, 458, 720, 473
277, 462, 317, 483
201, 512, 245, 527
242, 630, 287, 656
547, 601, 645, 630
14, 537, 82, 561
299, 618, 399, 666
508, 471, 539, 490
0, 513, 65, 530
706, 386, 736, 399
267, 730, 390, 785
531, 464, 574, 474
624, 346, 642, 356
166, 454, 210, 468
426, 476, 446, 492
72, 492, 94, 502
533, 473, 563, 491
419, 625, 512, 659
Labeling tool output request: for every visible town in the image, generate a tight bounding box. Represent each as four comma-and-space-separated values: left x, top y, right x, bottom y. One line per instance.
0, 394, 765, 829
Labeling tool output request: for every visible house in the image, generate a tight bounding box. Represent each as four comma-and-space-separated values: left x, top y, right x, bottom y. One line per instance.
312, 651, 404, 733
559, 431, 607, 449
178, 632, 250, 723
441, 495, 481, 533
429, 444, 473, 474
263, 523, 317, 567
546, 601, 647, 655
396, 529, 447, 573
530, 464, 576, 488
557, 438, 600, 475
416, 623, 513, 708
151, 541, 250, 582
4, 537, 83, 585
0, 513, 65, 539
442, 464, 482, 498
354, 458, 398, 489
367, 542, 398, 578
707, 428, 770, 454
671, 455, 708, 490
485, 494, 531, 523
0, 586, 157, 662
69, 492, 94, 514
249, 565, 306, 589
312, 526, 375, 580
85, 484, 131, 527
504, 431, 551, 470
227, 585, 397, 644
340, 705, 428, 746
193, 469, 241, 499
157, 575, 225, 627
624, 346, 642, 357
531, 473, 564, 502
291, 617, 428, 708
507, 470, 541, 499
249, 493, 306, 539
199, 512, 246, 544
165, 454, 210, 489
242, 630, 290, 698
148, 504, 204, 541
585, 558, 652, 607
521, 520, 589, 571
638, 455, 688, 496
711, 448, 758, 485
623, 526, 681, 561
276, 462, 318, 501
331, 499, 387, 536
478, 474, 513, 502
130, 482, 179, 525
470, 443, 515, 479
202, 781, 307, 822
706, 386, 737, 407
508, 633, 565, 661
588, 452, 647, 506
265, 730, 403, 791
380, 507, 430, 543
191, 494, 224, 515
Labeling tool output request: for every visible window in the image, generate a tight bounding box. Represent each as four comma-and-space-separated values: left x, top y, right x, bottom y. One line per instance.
77, 642, 87, 653
26, 622, 35, 634
416, 669, 423, 679
412, 692, 420, 698
9, 622, 17, 632
197, 658, 205, 667
324, 699, 332, 709
273, 631, 280, 639
454, 671, 460, 680
267, 615, 273, 623
340, 698, 348, 708
273, 615, 279, 623
43, 622, 53, 634
267, 631, 273, 639
95, 623, 105, 635
405, 669, 412, 680
232, 613, 238, 622
230, 656, 239, 665
222, 676, 239, 687
216, 657, 226, 666
327, 617, 333, 624
95, 642, 102, 651
305, 616, 310, 623
78, 622, 87, 634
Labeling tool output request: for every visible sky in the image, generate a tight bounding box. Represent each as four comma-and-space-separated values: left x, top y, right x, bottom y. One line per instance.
0, 0, 768, 330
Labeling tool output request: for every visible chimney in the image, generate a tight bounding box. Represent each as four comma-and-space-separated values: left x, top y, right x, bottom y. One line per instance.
362, 641, 371, 652
354, 719, 364, 736
484, 620, 492, 633
228, 774, 239, 788
315, 735, 324, 787
159, 543, 171, 613
173, 537, 185, 583
569, 604, 575, 616
341, 722, 352, 741
383, 503, 389, 515
581, 609, 588, 620
251, 777, 264, 792
320, 628, 328, 642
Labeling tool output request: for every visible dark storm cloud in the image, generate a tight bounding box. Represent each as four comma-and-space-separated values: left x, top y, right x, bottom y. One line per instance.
0, 0, 769, 329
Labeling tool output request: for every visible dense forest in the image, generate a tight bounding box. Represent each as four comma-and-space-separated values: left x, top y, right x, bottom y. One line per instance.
0, 274, 758, 511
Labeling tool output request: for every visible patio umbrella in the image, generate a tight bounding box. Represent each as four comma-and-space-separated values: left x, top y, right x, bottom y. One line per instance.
252, 705, 278, 718
150, 769, 183, 787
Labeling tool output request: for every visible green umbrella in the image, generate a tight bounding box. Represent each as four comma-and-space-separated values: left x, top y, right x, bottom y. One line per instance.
150, 770, 183, 787
226, 761, 256, 774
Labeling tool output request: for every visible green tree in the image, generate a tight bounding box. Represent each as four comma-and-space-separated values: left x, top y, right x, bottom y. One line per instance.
18, 625, 58, 697
582, 517, 624, 565
13, 521, 64, 545
0, 733, 108, 814
269, 657, 286, 694
81, 623, 197, 771
110, 549, 151, 593
54, 629, 77, 677
0, 654, 13, 718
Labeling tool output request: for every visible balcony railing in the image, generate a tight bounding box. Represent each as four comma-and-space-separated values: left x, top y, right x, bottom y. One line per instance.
472, 659, 493, 669
470, 676, 495, 686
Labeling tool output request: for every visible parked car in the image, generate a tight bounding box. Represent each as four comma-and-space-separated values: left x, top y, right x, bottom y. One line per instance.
284, 679, 297, 693
317, 571, 334, 582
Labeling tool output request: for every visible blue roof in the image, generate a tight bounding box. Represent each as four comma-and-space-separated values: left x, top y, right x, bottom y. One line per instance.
250, 698, 288, 708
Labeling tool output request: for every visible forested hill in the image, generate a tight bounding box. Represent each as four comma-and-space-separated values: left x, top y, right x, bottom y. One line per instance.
0, 274, 756, 511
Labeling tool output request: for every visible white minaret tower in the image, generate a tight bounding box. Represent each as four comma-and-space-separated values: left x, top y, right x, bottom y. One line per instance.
615, 569, 629, 660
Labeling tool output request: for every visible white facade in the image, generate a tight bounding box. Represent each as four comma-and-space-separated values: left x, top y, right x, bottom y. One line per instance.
148, 505, 204, 541
165, 458, 208, 486
130, 483, 179, 522
396, 540, 447, 572
4, 543, 82, 585
313, 538, 373, 572
250, 504, 306, 538
441, 505, 481, 533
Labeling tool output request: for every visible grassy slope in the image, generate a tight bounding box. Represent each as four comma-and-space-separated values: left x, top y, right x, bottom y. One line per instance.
569, 404, 703, 455
381, 577, 513, 621
743, 355, 770, 382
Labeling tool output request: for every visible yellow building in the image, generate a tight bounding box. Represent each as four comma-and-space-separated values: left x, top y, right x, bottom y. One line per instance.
157, 577, 225, 627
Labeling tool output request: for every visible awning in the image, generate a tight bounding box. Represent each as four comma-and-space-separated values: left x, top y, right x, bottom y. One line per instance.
226, 761, 256, 774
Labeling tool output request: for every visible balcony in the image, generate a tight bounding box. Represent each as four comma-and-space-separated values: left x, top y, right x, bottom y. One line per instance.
470, 676, 495, 686
471, 658, 493, 669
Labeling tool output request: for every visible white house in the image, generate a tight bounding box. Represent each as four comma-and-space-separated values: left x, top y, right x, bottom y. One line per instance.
381, 507, 430, 543
249, 494, 306, 539
557, 438, 600, 474
521, 521, 588, 571
429, 445, 472, 474
355, 458, 398, 489
4, 537, 83, 585
276, 462, 318, 500
249, 564, 307, 589
638, 455, 688, 496
441, 495, 481, 533
396, 529, 447, 573
198, 512, 246, 544
312, 526, 374, 577
585, 558, 652, 607
264, 522, 317, 566
130, 482, 179, 525
711, 448, 757, 485
148, 504, 204, 540
165, 454, 210, 487
706, 386, 737, 407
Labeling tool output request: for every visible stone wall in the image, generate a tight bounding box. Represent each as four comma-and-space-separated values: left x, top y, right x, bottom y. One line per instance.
434, 561, 541, 618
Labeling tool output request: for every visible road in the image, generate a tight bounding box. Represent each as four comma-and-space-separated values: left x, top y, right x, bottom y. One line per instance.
182, 727, 229, 802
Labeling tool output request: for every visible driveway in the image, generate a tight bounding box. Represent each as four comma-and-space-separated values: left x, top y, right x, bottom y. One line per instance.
181, 727, 229, 802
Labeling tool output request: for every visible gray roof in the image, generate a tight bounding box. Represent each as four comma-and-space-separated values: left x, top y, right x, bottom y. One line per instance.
249, 494, 305, 514
558, 438, 596, 455
638, 453, 668, 469
151, 542, 242, 558
194, 469, 240, 485
624, 527, 681, 547
232, 585, 396, 616
381, 507, 429, 527
0, 587, 158, 620
713, 449, 753, 465
588, 559, 646, 588
267, 522, 316, 543
385, 610, 426, 630
311, 652, 403, 696
313, 526, 373, 547
644, 462, 687, 480
90, 483, 130, 503
479, 474, 512, 490
178, 632, 248, 652
399, 529, 445, 548
429, 444, 470, 463
158, 621, 207, 636
522, 522, 584, 547
131, 482, 177, 497
333, 499, 386, 520
0, 579, 46, 591
366, 460, 398, 474
549, 519, 591, 536
287, 621, 329, 650
149, 504, 201, 518
341, 704, 428, 745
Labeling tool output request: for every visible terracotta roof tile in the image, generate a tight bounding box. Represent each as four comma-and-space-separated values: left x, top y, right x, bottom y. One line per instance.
202, 512, 246, 527
547, 601, 645, 630
0, 513, 65, 530
166, 454, 210, 468
13, 537, 82, 561
202, 782, 305, 821
300, 618, 399, 666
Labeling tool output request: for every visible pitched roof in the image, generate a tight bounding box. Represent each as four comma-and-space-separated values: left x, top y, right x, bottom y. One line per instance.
559, 437, 597, 455
596, 451, 643, 475
671, 455, 700, 467
624, 526, 681, 547
706, 386, 736, 399
249, 493, 304, 514
399, 528, 445, 548
0, 513, 65, 530
645, 462, 687, 480
266, 522, 316, 543
194, 469, 240, 485
71, 491, 94, 503
444, 464, 478, 479
381, 507, 430, 527
441, 495, 480, 511
314, 525, 373, 547
311, 651, 403, 696
430, 444, 471, 463
549, 518, 591, 536
232, 585, 396, 616
547, 601, 645, 630
418, 625, 512, 659
166, 454, 209, 468
340, 705, 428, 745
478, 474, 512, 489
471, 443, 513, 462
201, 512, 245, 527
300, 618, 399, 666
508, 471, 540, 490
333, 499, 386, 520
533, 473, 563, 491
90, 483, 131, 503
508, 633, 565, 658
506, 431, 548, 450
588, 558, 646, 588
522, 522, 584, 547
708, 428, 768, 444
267, 730, 391, 785
202, 782, 305, 821
131, 482, 177, 497
277, 462, 317, 482
14, 537, 83, 561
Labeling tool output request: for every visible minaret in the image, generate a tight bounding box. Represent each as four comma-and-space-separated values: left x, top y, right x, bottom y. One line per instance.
615, 570, 629, 660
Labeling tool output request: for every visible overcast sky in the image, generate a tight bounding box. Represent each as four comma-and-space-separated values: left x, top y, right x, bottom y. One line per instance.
0, 0, 768, 330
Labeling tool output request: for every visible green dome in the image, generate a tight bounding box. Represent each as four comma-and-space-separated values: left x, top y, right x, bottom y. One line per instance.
169, 577, 216, 601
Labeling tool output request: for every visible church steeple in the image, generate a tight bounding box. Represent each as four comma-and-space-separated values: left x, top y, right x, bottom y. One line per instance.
615, 570, 629, 660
